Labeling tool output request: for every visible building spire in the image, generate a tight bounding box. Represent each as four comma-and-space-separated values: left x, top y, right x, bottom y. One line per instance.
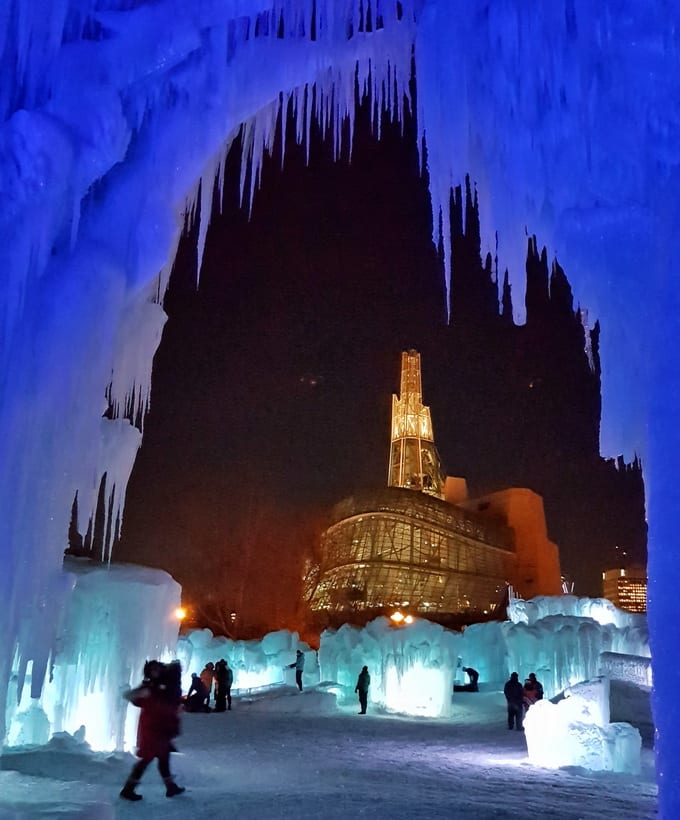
388, 350, 445, 498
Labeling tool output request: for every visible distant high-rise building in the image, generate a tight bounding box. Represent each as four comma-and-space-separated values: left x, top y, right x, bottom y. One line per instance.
305, 351, 563, 624
602, 566, 647, 613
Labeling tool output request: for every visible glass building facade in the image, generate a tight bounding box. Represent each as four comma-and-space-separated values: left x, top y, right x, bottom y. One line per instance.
305, 350, 560, 621
305, 487, 515, 615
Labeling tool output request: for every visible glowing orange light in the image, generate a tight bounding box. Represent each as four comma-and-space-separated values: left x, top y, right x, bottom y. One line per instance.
390, 610, 405, 624
174, 607, 187, 621
404, 614, 414, 624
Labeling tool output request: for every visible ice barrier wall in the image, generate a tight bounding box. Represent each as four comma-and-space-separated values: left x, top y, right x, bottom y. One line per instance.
5, 561, 180, 753
1, 1, 679, 811
5, 590, 645, 774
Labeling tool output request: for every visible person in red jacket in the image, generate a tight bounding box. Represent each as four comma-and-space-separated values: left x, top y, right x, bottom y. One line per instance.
120, 660, 185, 801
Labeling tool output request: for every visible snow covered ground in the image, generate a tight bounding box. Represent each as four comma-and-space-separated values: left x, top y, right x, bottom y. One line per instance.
0, 683, 656, 819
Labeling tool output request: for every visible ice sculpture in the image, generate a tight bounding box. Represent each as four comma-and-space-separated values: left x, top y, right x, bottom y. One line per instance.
319, 600, 649, 717
1, 1, 678, 812
6, 561, 180, 752
320, 617, 459, 717
176, 628, 316, 694
524, 678, 642, 774
508, 595, 646, 630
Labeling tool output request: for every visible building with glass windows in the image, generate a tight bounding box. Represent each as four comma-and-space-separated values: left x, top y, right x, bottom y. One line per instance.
305, 350, 563, 622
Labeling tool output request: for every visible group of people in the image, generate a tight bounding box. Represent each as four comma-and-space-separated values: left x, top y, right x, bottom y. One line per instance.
503, 671, 544, 730
120, 653, 541, 800
185, 658, 234, 713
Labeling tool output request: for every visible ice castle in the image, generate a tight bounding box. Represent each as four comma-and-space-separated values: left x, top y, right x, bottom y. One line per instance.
1, 1, 679, 814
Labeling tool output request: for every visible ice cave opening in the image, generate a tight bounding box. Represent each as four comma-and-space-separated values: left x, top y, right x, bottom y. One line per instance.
1, 1, 679, 815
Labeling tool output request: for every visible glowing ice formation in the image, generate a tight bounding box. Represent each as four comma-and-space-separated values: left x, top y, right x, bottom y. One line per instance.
524, 678, 642, 774
1, 2, 679, 811
319, 602, 649, 718
176, 628, 315, 694
6, 561, 180, 752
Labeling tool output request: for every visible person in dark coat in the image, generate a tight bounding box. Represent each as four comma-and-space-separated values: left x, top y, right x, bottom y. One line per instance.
355, 666, 370, 714
120, 660, 185, 801
528, 672, 544, 700
213, 659, 234, 711
504, 671, 525, 730
185, 673, 210, 712
454, 666, 479, 692
288, 650, 305, 691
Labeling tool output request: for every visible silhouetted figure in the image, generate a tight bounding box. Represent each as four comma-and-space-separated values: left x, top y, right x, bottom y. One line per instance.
454, 666, 479, 692
504, 672, 524, 731
185, 673, 210, 712
355, 666, 370, 714
214, 659, 233, 711
200, 662, 215, 709
288, 650, 305, 691
120, 660, 185, 801
528, 672, 544, 700
523, 678, 538, 713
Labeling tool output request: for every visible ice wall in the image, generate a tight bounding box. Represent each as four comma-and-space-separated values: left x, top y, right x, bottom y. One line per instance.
508, 595, 646, 630
320, 617, 458, 717
1, 1, 678, 811
176, 628, 316, 694
174, 601, 649, 725
5, 561, 180, 752
318, 601, 648, 717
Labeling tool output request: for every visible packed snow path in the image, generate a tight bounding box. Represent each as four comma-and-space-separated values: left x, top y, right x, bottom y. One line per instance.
0, 689, 657, 819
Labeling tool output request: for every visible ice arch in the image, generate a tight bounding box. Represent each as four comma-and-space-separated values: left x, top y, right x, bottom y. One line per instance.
1, 1, 678, 813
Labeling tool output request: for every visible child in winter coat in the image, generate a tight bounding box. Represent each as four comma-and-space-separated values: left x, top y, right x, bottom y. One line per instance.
120, 660, 185, 801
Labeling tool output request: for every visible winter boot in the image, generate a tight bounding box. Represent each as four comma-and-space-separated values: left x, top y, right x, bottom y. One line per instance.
119, 780, 142, 801
164, 778, 186, 798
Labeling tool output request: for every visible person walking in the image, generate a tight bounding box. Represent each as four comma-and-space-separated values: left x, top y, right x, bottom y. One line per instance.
528, 672, 544, 700
504, 671, 525, 731
288, 650, 305, 692
213, 659, 233, 712
355, 665, 370, 714
224, 660, 234, 710
120, 660, 185, 801
199, 661, 215, 709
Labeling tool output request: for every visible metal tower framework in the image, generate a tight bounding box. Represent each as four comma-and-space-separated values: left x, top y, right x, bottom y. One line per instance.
388, 350, 445, 499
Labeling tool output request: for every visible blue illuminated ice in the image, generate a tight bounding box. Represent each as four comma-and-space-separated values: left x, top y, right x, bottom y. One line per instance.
1, 1, 679, 812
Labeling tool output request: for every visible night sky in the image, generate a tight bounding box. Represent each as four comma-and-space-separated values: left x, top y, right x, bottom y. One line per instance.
117, 93, 646, 636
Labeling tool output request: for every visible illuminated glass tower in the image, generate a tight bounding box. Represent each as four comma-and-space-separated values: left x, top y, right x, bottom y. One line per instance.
388, 350, 445, 499
305, 349, 562, 621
